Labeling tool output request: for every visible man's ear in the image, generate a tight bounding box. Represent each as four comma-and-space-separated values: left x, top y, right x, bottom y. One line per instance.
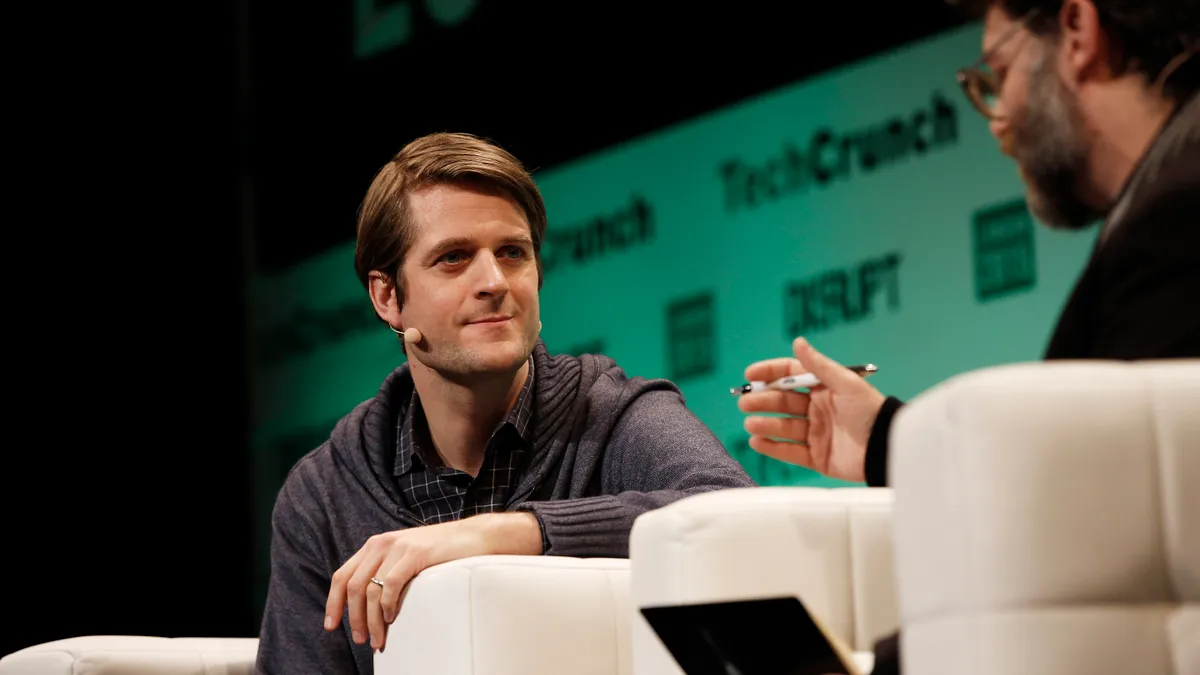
1058, 0, 1110, 87
368, 271, 402, 328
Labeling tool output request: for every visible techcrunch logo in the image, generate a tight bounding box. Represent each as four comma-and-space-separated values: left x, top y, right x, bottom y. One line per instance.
719, 91, 959, 213
542, 195, 654, 275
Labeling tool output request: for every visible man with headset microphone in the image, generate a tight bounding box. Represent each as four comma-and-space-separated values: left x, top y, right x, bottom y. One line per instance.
738, 0, 1198, 672
256, 132, 755, 674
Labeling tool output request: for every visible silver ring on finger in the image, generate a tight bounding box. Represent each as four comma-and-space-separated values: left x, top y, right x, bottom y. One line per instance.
370, 576, 385, 588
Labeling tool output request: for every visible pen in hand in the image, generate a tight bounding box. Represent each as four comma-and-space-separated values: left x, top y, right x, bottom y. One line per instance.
730, 364, 878, 396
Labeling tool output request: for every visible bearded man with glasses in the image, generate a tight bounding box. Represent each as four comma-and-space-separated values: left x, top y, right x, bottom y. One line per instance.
737, 0, 1198, 672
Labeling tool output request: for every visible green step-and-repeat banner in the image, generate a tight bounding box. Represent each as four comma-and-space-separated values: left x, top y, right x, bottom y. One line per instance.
248, 20, 1096, 599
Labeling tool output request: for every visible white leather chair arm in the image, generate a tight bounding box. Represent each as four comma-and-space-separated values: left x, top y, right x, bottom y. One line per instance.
0, 636, 258, 675
629, 486, 897, 674
377, 555, 631, 675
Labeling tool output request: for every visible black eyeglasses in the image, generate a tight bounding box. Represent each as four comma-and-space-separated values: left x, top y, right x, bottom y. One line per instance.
955, 10, 1039, 119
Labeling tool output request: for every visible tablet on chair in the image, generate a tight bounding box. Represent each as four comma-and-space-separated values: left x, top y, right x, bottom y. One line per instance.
639, 596, 862, 675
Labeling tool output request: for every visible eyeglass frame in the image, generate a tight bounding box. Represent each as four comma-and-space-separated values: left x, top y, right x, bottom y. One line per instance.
955, 9, 1041, 119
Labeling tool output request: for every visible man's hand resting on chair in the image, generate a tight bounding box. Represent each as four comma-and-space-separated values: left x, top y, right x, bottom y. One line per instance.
323, 512, 543, 652
739, 337, 887, 483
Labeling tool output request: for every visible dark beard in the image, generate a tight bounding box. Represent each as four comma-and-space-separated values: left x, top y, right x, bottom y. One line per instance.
1009, 53, 1104, 230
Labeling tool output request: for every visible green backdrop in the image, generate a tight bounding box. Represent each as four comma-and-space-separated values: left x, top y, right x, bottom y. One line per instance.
248, 21, 1096, 605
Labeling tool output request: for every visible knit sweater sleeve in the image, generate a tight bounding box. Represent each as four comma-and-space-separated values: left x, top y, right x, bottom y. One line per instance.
257, 462, 364, 674
516, 387, 755, 558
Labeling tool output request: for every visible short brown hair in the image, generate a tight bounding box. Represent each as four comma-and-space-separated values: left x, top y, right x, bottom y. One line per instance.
354, 132, 548, 309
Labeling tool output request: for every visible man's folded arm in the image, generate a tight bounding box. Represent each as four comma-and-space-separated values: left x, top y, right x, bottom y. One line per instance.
516, 388, 756, 558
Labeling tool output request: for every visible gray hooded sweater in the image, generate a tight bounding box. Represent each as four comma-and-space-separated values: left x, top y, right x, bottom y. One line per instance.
256, 342, 755, 674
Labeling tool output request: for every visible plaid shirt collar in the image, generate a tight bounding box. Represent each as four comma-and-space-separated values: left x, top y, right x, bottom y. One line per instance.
394, 358, 536, 476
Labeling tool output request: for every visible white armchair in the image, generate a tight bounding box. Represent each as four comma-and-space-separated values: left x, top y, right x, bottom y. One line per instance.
891, 360, 1200, 675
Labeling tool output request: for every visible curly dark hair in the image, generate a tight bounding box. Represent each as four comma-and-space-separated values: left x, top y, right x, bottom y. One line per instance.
958, 0, 1199, 101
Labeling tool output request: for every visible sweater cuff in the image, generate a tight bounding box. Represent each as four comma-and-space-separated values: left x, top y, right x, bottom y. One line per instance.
865, 396, 904, 487
513, 496, 633, 558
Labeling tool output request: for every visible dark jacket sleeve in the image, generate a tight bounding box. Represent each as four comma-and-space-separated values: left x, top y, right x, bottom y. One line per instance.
864, 396, 905, 487
1090, 185, 1200, 359
862, 399, 906, 674
516, 388, 756, 558
256, 476, 362, 675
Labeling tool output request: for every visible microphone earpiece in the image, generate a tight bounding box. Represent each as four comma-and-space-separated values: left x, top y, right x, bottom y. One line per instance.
389, 324, 423, 346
